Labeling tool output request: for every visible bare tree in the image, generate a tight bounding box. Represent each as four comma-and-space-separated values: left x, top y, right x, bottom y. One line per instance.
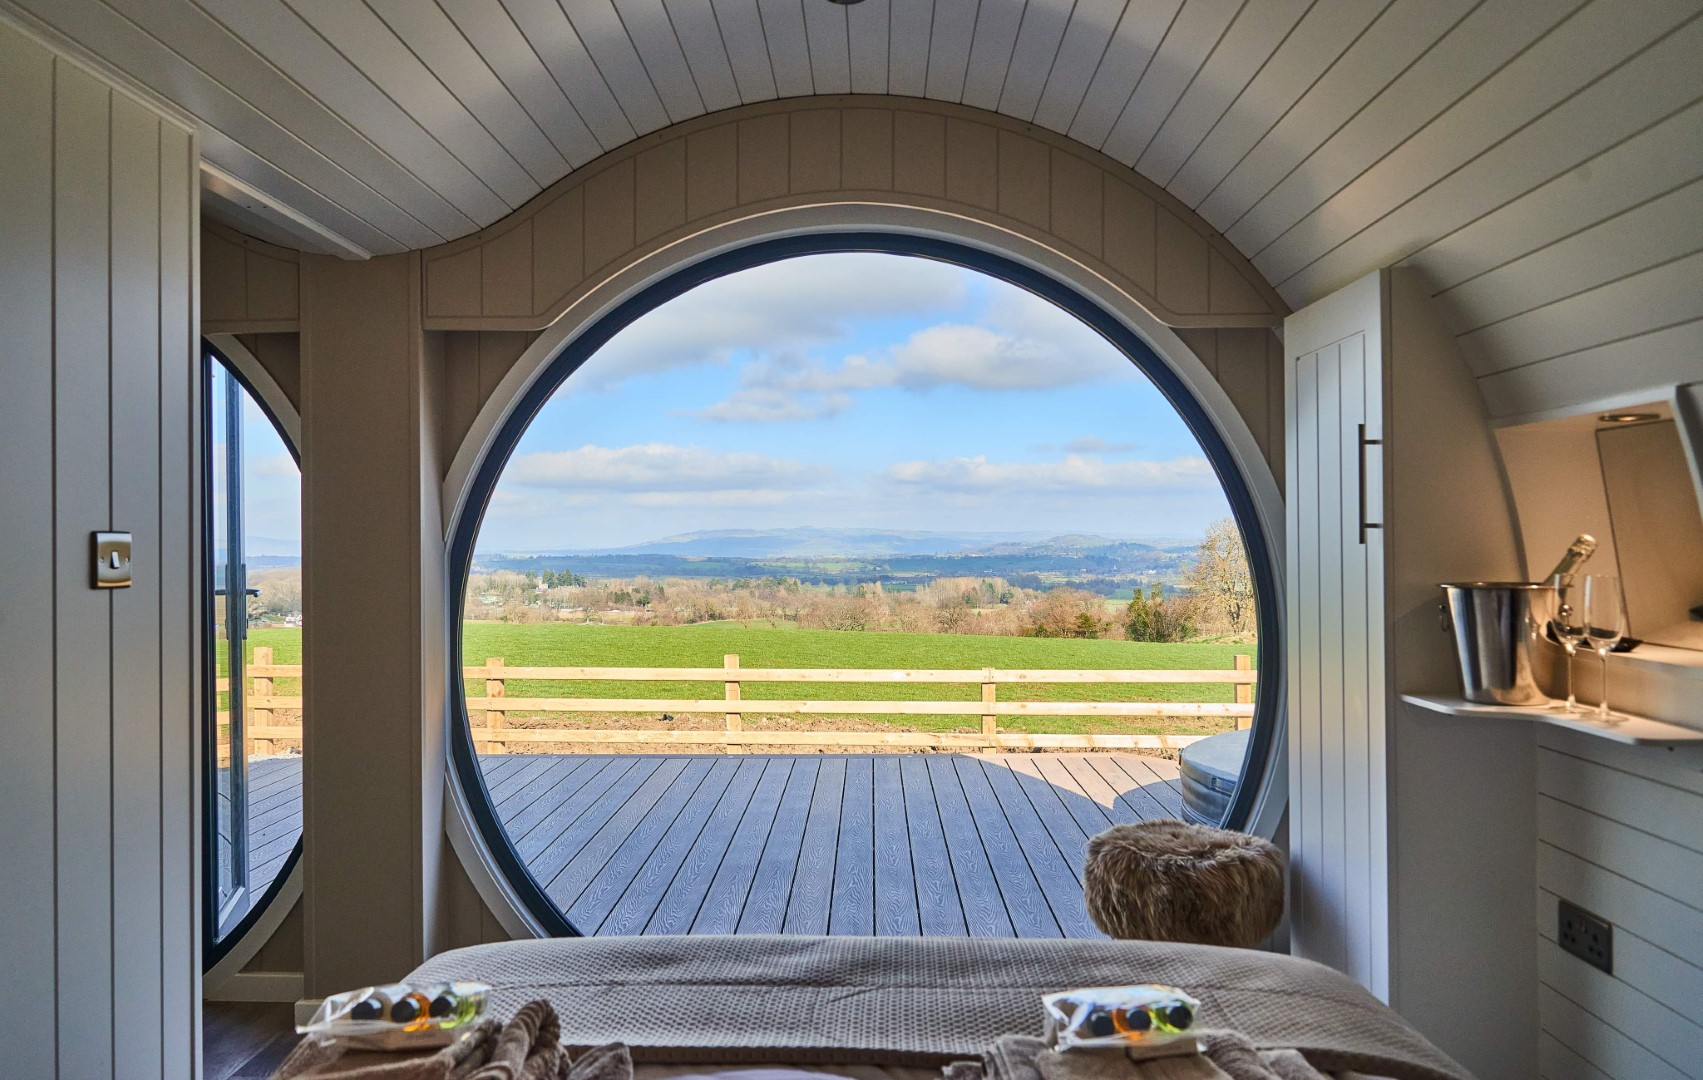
1183, 518, 1255, 635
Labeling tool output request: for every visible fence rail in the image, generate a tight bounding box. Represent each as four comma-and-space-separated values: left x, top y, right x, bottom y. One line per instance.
225, 650, 1255, 755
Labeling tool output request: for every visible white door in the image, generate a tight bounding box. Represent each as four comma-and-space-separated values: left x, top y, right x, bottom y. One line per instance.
1285, 270, 1387, 1000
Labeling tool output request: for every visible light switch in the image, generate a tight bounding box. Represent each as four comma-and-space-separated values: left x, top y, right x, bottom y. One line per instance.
93, 531, 132, 589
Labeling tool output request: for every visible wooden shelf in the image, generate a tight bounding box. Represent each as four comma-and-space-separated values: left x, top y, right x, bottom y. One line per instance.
1400, 693, 1703, 745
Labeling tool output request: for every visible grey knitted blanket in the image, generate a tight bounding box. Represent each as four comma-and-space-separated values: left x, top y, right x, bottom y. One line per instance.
405, 937, 1467, 1080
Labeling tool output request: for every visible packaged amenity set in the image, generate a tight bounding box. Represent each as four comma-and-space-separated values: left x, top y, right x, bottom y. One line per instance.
297, 981, 492, 1051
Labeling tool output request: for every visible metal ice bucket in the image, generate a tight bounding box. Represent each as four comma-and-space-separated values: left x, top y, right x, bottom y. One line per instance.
1439, 582, 1554, 706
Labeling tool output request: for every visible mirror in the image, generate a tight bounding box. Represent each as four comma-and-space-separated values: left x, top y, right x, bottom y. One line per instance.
1597, 419, 1703, 651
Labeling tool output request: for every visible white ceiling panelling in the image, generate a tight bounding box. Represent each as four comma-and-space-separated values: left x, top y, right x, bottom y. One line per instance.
802, 0, 852, 94
22, 0, 1701, 416
992, 0, 1074, 120
435, 0, 606, 165
959, 0, 1024, 112
1098, 0, 1244, 166
562, 0, 678, 129
711, 0, 781, 102
661, 0, 742, 112
845, 0, 891, 94
1065, 0, 1185, 148
1133, 0, 1308, 187
924, 0, 977, 102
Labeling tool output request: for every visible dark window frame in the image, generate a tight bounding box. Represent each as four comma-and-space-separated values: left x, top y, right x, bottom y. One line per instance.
201, 339, 304, 969
445, 235, 1285, 937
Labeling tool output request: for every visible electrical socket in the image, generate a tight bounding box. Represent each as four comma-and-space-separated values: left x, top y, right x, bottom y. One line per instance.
1558, 899, 1613, 975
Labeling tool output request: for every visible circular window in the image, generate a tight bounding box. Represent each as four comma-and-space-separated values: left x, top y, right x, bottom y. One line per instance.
202, 341, 304, 965
448, 237, 1281, 938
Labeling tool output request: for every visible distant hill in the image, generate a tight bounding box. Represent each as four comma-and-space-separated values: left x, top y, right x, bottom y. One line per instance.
491, 527, 1200, 561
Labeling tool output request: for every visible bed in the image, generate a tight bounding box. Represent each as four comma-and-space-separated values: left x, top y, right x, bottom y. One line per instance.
403, 936, 1471, 1080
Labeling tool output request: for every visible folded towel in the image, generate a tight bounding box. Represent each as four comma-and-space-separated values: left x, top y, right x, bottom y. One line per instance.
987, 1034, 1330, 1080
272, 1001, 630, 1080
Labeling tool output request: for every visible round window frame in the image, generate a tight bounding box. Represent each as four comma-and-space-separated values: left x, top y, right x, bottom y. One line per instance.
445, 233, 1285, 938
200, 337, 306, 970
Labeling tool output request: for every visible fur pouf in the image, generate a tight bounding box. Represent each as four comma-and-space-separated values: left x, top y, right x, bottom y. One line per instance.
1084, 820, 1284, 948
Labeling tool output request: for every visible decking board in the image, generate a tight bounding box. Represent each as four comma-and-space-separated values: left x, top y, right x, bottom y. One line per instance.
229, 753, 1214, 941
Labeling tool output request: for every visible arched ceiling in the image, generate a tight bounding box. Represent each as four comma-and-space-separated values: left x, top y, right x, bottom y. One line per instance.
12, 0, 1702, 415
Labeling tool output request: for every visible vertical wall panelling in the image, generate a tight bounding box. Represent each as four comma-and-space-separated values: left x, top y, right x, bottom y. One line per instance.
1286, 270, 1534, 1078
53, 59, 117, 1080
0, 26, 59, 1080
0, 19, 201, 1079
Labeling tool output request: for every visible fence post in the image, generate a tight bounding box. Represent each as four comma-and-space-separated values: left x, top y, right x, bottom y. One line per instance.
724, 654, 742, 752
485, 657, 507, 754
250, 646, 272, 758
982, 668, 997, 746
1234, 653, 1253, 730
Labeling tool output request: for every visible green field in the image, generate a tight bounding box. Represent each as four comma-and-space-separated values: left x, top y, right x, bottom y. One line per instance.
236, 623, 1255, 736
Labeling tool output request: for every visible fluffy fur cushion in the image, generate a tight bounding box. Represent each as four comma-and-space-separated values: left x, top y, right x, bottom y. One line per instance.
1084, 820, 1284, 949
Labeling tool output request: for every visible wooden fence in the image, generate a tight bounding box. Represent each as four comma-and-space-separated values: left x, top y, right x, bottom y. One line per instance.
222, 650, 1255, 756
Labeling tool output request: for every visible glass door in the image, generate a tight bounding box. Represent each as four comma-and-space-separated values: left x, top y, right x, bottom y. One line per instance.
207, 358, 250, 939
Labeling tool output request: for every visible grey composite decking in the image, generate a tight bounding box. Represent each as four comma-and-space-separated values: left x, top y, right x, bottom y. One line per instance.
216, 755, 304, 911
482, 753, 1187, 938
222, 752, 1190, 939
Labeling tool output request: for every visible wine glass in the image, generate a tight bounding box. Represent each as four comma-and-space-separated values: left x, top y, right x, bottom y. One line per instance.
1547, 575, 1588, 713
1582, 574, 1626, 719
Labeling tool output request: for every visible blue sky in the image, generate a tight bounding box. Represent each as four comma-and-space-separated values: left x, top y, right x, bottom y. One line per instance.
468, 252, 1232, 552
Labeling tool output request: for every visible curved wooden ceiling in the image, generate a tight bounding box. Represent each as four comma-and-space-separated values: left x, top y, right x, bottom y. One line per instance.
11, 0, 1702, 415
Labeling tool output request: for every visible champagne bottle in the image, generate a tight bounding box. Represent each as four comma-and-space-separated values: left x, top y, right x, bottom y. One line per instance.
1543, 534, 1597, 585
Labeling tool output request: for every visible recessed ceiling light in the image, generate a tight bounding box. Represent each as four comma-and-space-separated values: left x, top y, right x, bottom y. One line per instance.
825, 0, 867, 5
1598, 412, 1660, 424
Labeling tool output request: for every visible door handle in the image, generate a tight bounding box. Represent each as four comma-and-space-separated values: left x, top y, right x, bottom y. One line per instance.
1358, 423, 1383, 545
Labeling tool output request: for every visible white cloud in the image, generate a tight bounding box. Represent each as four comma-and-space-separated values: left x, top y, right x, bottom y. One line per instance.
886, 453, 1215, 493
574, 254, 969, 389
505, 442, 830, 493
693, 288, 1138, 422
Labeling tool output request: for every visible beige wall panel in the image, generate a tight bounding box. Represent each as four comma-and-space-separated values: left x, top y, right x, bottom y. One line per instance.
238, 332, 303, 411
203, 221, 301, 331
582, 160, 636, 276
301, 252, 431, 993
1157, 208, 1210, 313
1211, 249, 1271, 316
426, 245, 483, 318
531, 188, 584, 316
1050, 151, 1103, 258
840, 109, 893, 190
997, 129, 1050, 229
1103, 178, 1158, 297
248, 250, 301, 322
1214, 328, 1275, 463
892, 110, 946, 197
245, 899, 305, 973
480, 221, 533, 319
636, 140, 688, 245
737, 114, 790, 202
204, 224, 250, 324
685, 125, 739, 219
478, 330, 537, 402
439, 331, 483, 470
419, 98, 1281, 333
944, 118, 998, 210
789, 110, 841, 194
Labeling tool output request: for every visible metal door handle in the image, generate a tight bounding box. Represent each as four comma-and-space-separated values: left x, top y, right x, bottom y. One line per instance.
1358, 423, 1383, 545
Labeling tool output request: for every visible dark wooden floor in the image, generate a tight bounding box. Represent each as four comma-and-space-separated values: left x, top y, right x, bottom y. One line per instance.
204, 1001, 296, 1080
480, 752, 1186, 939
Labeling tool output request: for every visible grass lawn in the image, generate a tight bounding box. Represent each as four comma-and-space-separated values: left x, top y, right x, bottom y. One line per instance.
235, 623, 1257, 736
